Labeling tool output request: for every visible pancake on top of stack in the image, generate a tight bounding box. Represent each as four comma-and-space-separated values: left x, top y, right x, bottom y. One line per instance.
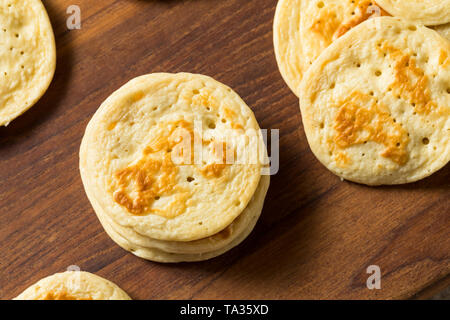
80, 73, 270, 262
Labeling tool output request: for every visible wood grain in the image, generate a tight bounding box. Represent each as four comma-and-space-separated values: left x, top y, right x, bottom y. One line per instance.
0, 0, 448, 300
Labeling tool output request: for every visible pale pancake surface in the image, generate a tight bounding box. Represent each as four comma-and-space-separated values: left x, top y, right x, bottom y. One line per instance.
377, 0, 450, 25
300, 17, 450, 185
0, 0, 56, 126
274, 0, 387, 96
14, 271, 131, 300
80, 73, 265, 242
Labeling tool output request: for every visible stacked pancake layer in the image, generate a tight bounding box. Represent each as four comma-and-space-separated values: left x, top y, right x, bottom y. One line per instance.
376, 0, 450, 26
80, 73, 270, 262
14, 271, 131, 300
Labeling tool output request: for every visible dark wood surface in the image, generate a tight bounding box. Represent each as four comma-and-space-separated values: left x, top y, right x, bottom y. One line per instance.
0, 0, 448, 300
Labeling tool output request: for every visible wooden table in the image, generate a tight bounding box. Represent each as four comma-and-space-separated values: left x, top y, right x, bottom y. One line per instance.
0, 0, 448, 300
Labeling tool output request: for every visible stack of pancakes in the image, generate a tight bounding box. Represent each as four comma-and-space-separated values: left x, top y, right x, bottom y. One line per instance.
274, 0, 450, 185
80, 73, 270, 262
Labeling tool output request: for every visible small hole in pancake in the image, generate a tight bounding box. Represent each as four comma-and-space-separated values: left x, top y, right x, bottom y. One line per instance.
235, 200, 240, 206
375, 70, 382, 77
199, 222, 203, 225
193, 89, 199, 94
221, 118, 226, 123
447, 88, 450, 94
362, 153, 365, 157
208, 122, 216, 129
317, 1, 324, 8
153, 107, 158, 111
422, 138, 429, 145
320, 123, 324, 129
356, 63, 361, 68
154, 196, 160, 200
330, 83, 335, 89
408, 26, 417, 31
369, 91, 374, 96
187, 177, 195, 182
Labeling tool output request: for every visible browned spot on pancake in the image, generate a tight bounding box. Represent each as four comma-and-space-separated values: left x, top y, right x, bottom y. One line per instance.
112, 120, 233, 217
107, 121, 117, 131
192, 89, 219, 110
334, 1, 389, 40
334, 152, 352, 166
42, 291, 92, 300
310, 1, 388, 44
439, 49, 449, 67
309, 7, 340, 46
200, 141, 231, 178
232, 123, 244, 130
132, 91, 144, 102
380, 43, 437, 115
113, 152, 179, 216
333, 91, 409, 165
223, 107, 236, 119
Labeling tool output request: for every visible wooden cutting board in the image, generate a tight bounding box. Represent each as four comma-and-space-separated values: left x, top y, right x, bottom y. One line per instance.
0, 0, 448, 300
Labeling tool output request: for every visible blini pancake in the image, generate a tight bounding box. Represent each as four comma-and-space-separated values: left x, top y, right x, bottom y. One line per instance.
299, 17, 450, 185
14, 271, 131, 300
0, 0, 56, 126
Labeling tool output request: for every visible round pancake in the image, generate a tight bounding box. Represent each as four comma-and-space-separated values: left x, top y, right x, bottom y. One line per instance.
14, 271, 131, 300
435, 23, 450, 42
98, 175, 269, 262
80, 73, 266, 242
376, 0, 450, 26
0, 0, 56, 126
300, 17, 450, 185
274, 0, 388, 96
